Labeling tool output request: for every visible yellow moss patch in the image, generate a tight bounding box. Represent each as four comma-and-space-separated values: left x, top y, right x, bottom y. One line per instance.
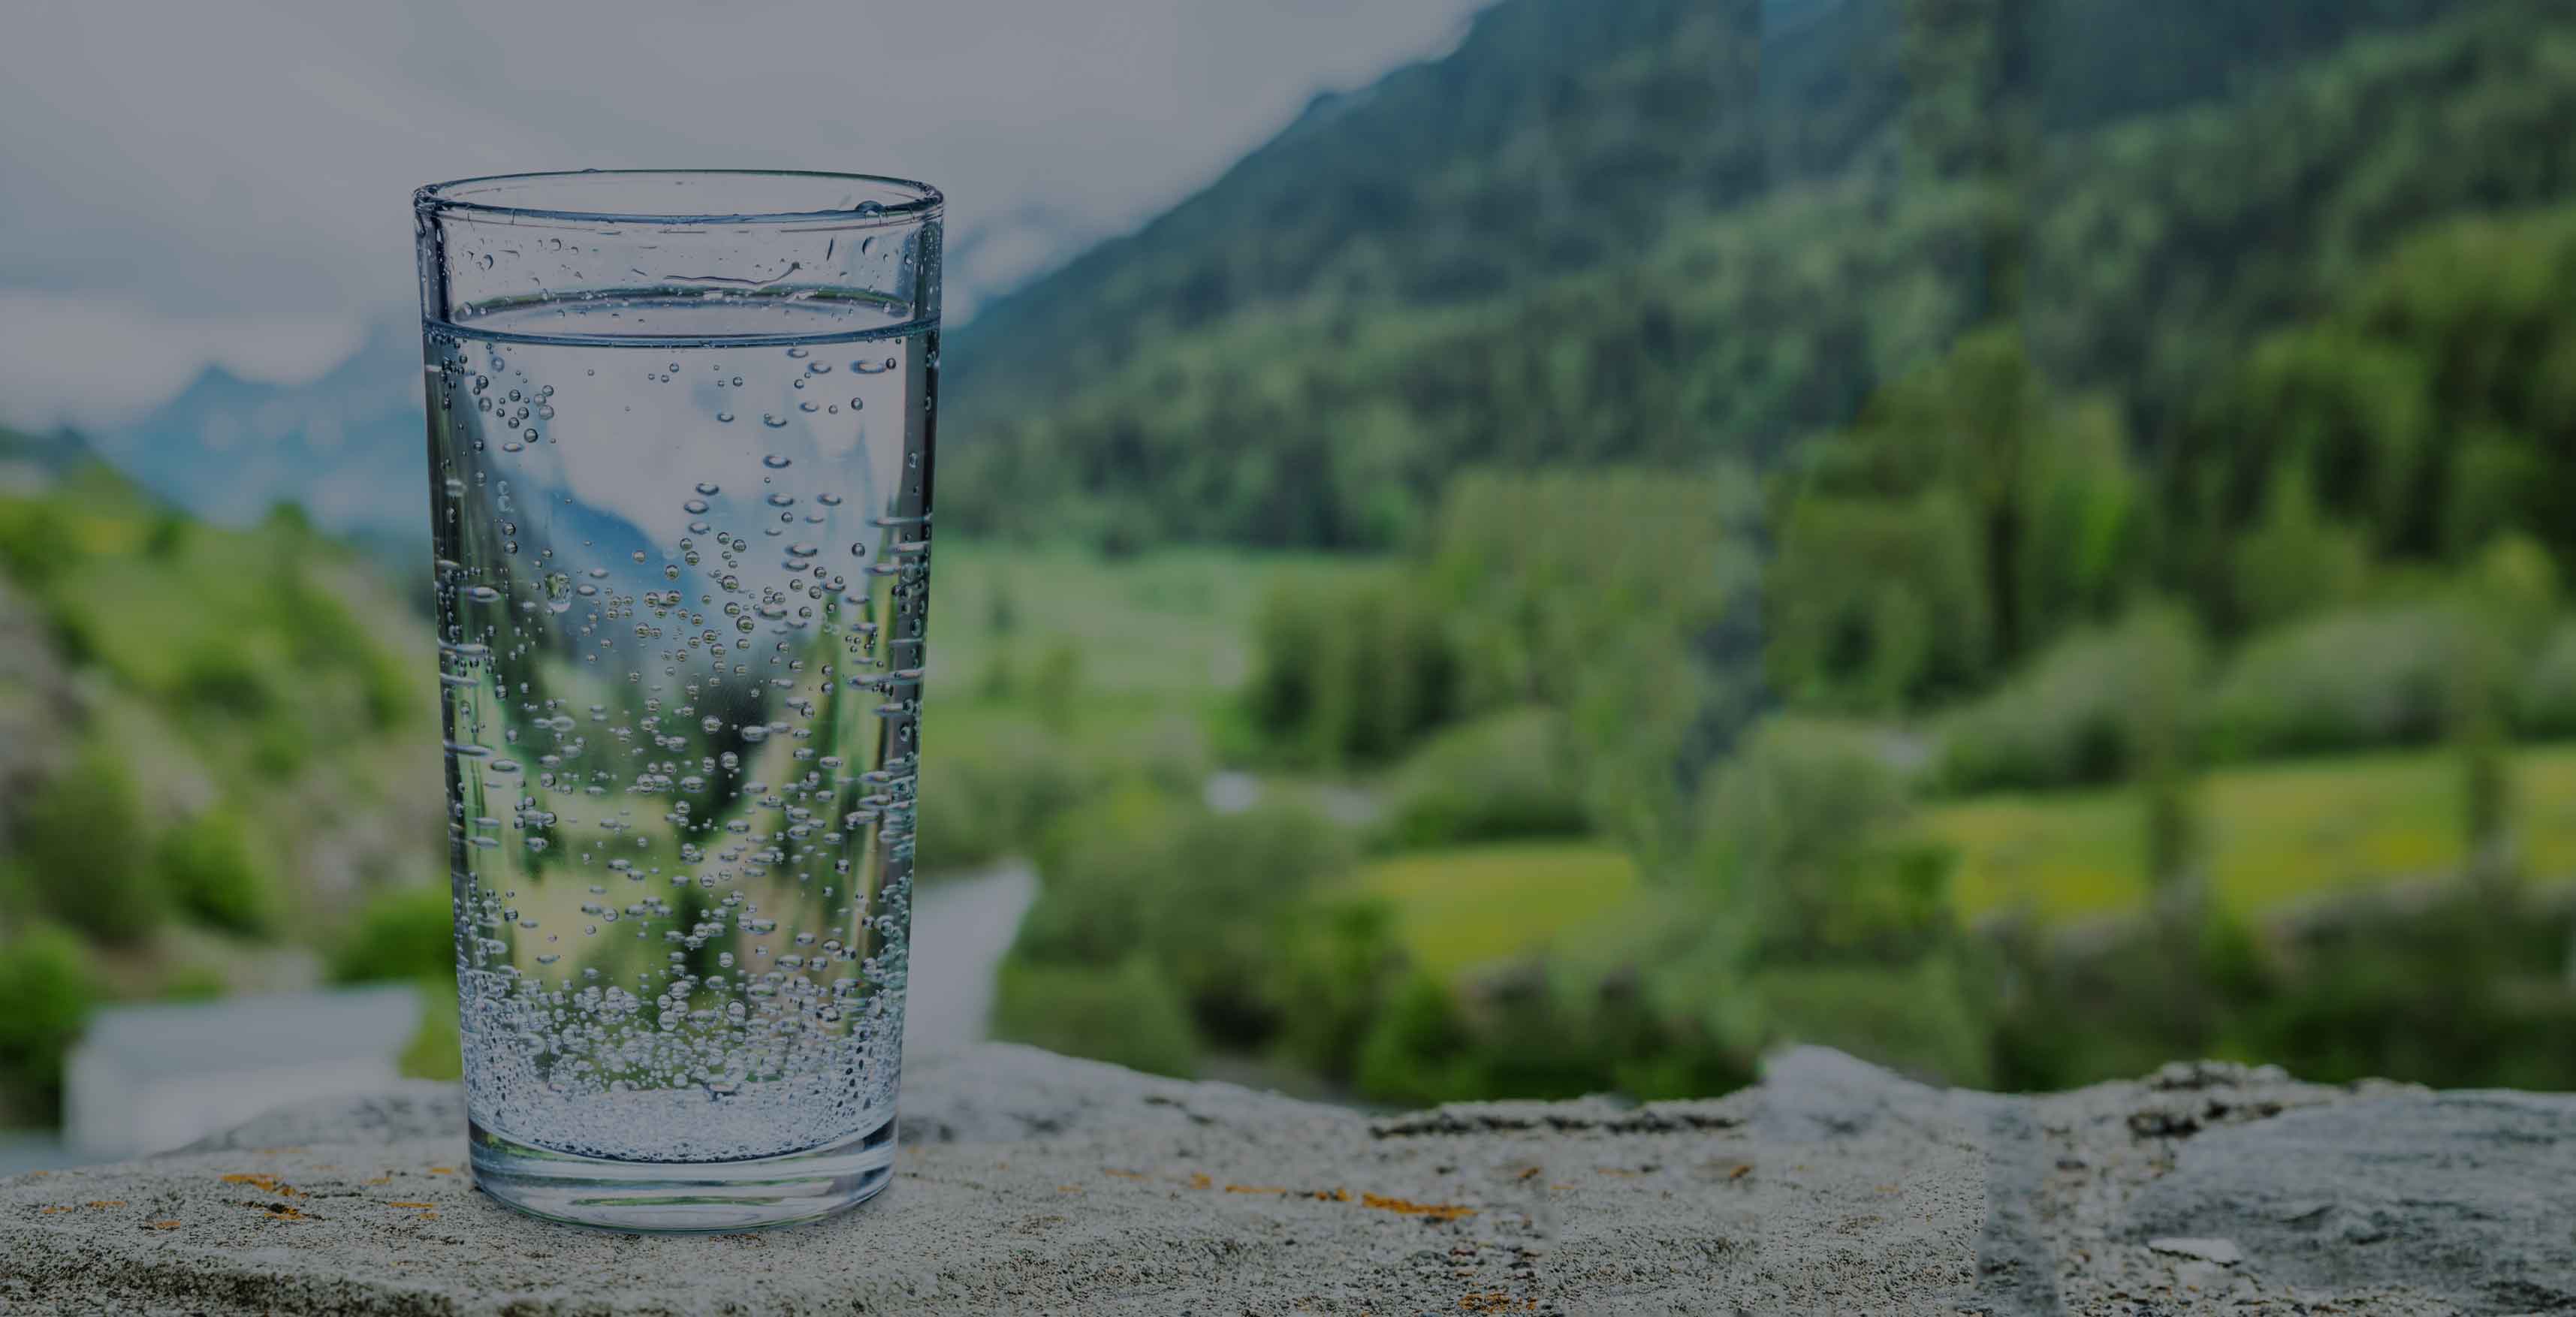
1360, 1192, 1476, 1222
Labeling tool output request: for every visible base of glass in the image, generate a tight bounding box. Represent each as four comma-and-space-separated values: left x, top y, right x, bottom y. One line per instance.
468, 1113, 896, 1232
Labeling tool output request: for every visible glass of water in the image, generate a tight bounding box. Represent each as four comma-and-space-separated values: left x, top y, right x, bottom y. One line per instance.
414, 170, 940, 1230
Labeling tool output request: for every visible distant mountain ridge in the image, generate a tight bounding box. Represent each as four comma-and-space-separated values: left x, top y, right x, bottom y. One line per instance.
96, 207, 1096, 541
107, 319, 427, 535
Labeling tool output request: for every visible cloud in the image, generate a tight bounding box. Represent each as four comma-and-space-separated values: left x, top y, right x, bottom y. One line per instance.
0, 293, 361, 430
0, 0, 1480, 429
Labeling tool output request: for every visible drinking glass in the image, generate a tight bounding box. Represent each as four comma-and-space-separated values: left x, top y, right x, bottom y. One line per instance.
414, 170, 940, 1230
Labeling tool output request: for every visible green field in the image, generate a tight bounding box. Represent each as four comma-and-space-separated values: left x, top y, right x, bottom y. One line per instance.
1347, 842, 1642, 978
1929, 743, 2576, 922
915, 544, 2576, 968
1338, 744, 2576, 979
928, 543, 1376, 703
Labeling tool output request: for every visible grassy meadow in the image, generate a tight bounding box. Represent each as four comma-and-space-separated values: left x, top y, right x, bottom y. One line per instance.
1931, 745, 2576, 923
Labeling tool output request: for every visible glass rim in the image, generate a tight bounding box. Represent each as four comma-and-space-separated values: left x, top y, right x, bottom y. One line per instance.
415, 168, 944, 228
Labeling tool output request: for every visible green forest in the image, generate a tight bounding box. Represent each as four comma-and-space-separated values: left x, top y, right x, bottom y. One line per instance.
8, 0, 2576, 1123
952, 0, 2576, 1101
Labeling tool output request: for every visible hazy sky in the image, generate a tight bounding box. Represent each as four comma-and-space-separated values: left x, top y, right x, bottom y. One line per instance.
0, 0, 1484, 429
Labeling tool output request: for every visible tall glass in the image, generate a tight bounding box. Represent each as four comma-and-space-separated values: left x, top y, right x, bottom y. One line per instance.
414, 171, 941, 1230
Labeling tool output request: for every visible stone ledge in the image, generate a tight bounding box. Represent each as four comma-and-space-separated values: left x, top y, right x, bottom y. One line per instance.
0, 1045, 2565, 1315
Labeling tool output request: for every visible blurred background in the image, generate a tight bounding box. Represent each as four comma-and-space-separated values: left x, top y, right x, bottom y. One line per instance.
8, 0, 2576, 1168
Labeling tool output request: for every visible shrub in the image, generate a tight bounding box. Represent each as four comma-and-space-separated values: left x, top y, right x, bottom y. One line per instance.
1937, 607, 2206, 793
1026, 640, 1084, 732
249, 716, 312, 779
2222, 891, 2576, 1090
14, 750, 162, 945
1766, 491, 1992, 712
1264, 897, 1409, 1080
1329, 898, 1755, 1105
1160, 797, 1356, 1043
912, 720, 1086, 873
143, 513, 189, 559
1377, 708, 1589, 851
1353, 970, 1486, 1106
1696, 720, 1954, 963
2203, 602, 2465, 761
1246, 571, 1455, 765
2514, 620, 2576, 739
1598, 969, 1762, 1101
177, 646, 273, 716
1456, 963, 1643, 1101
2225, 473, 2369, 632
0, 502, 79, 589
1749, 955, 1993, 1088
991, 957, 1198, 1078
1012, 785, 1354, 1050
0, 924, 94, 1123
360, 652, 412, 731
1012, 783, 1189, 968
329, 884, 457, 984
156, 809, 273, 936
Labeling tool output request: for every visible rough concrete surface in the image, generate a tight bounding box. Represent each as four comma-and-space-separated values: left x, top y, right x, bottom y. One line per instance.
0, 1046, 2565, 1314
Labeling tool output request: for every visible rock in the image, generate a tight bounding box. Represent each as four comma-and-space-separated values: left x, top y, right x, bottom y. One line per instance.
2125, 1089, 2576, 1312
176, 1082, 464, 1153
1, 1045, 2567, 1314
2146, 1237, 2243, 1266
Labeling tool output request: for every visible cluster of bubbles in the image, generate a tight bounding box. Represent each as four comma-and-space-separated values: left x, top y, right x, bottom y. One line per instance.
424, 324, 934, 1162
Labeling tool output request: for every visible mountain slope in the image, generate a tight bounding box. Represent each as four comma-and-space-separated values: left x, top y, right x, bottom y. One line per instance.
948, 0, 1783, 423
941, 0, 2556, 549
